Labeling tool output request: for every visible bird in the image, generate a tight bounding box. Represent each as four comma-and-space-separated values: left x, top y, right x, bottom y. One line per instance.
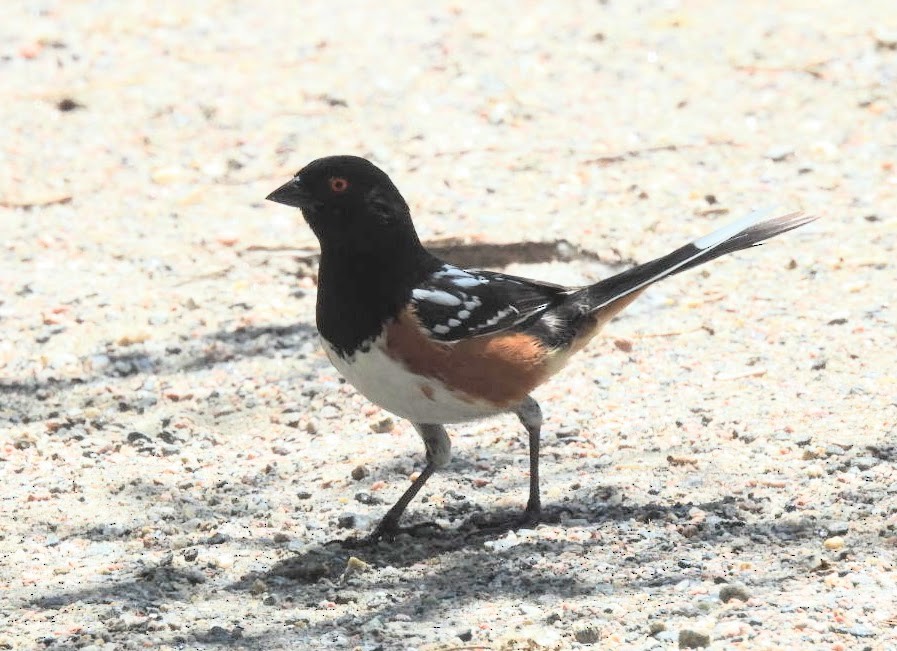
266, 155, 816, 542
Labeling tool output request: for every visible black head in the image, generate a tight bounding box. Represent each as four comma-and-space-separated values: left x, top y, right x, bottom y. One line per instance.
267, 156, 441, 355
266, 155, 417, 251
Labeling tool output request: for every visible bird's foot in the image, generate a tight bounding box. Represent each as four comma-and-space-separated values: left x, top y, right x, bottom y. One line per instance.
516, 503, 543, 529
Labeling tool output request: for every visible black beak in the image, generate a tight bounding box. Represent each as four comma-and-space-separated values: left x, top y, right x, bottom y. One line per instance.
266, 177, 308, 208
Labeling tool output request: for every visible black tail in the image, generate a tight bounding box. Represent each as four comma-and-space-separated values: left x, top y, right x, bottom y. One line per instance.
574, 208, 817, 313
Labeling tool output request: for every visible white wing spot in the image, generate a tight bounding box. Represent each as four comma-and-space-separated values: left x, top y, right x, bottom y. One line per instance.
432, 324, 451, 334
457, 310, 471, 319
447, 318, 461, 327
451, 276, 487, 288
463, 298, 482, 310
411, 288, 462, 306
433, 265, 471, 279
483, 306, 517, 327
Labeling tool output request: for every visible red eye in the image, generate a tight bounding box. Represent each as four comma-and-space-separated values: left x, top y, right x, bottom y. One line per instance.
329, 177, 349, 193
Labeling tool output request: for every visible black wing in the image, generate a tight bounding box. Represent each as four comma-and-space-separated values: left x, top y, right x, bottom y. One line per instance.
409, 263, 572, 342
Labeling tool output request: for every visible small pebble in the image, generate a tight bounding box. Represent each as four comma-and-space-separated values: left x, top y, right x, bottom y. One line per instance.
319, 405, 340, 419
555, 426, 580, 439
765, 145, 794, 162
370, 417, 394, 433
484, 531, 520, 551
340, 555, 371, 584
823, 536, 845, 550
355, 492, 380, 505
874, 28, 897, 49
775, 513, 815, 533
116, 331, 151, 346
825, 521, 850, 536
804, 554, 831, 572
852, 456, 879, 470
151, 166, 185, 184
679, 629, 711, 648
573, 625, 601, 644
831, 624, 877, 638
613, 338, 633, 352
719, 584, 751, 603
206, 626, 230, 642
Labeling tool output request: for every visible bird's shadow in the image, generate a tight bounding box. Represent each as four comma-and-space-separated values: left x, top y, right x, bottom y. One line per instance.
238, 495, 746, 590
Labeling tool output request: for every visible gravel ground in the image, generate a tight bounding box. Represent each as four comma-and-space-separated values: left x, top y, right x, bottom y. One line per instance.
2, 1, 896, 649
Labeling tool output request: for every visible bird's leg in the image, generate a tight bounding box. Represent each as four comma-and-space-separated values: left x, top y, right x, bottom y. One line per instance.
514, 395, 543, 525
367, 462, 435, 541
366, 423, 450, 542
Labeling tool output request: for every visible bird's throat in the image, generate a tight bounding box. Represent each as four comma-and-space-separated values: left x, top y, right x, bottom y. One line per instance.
315, 244, 439, 357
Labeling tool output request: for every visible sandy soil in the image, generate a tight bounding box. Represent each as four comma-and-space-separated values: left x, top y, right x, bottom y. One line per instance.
2, 1, 896, 649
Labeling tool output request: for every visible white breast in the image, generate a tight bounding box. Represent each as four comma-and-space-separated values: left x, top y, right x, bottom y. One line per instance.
323, 334, 501, 424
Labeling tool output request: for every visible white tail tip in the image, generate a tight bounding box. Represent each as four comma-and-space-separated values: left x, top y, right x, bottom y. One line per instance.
693, 207, 780, 250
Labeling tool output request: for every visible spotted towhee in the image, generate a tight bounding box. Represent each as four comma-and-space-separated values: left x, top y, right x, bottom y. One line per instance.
267, 155, 816, 541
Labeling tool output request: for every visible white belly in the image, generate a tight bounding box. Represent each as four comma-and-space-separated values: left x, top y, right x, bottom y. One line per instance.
323, 334, 501, 424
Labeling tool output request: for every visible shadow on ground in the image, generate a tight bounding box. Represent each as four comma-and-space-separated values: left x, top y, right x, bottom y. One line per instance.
0, 320, 318, 423
27, 480, 850, 650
